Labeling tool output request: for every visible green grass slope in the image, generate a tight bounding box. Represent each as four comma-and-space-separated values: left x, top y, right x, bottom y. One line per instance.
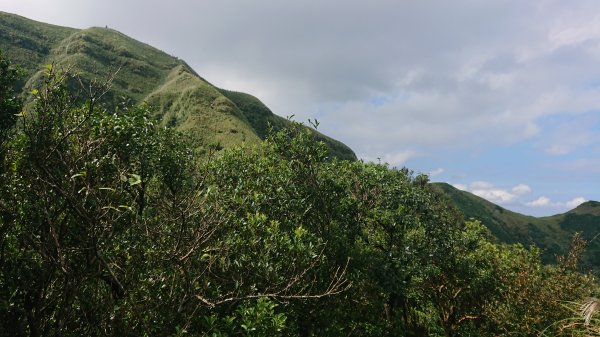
0, 11, 356, 160
433, 182, 600, 274
0, 11, 76, 82
219, 89, 357, 161
145, 66, 261, 154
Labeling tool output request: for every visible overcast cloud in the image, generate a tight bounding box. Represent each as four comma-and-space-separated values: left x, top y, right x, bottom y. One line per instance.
2, 0, 599, 215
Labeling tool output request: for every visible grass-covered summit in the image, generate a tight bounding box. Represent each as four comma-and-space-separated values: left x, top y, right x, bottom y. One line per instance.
0, 11, 356, 159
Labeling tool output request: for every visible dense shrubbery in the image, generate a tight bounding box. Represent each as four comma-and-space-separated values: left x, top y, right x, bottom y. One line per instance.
0, 54, 598, 336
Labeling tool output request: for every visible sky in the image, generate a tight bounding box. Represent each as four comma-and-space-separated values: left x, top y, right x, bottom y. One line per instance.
2, 0, 599, 216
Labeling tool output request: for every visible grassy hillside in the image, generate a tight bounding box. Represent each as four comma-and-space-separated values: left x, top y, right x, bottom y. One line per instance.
219, 89, 357, 160
0, 12, 76, 76
0, 11, 356, 159
433, 182, 600, 275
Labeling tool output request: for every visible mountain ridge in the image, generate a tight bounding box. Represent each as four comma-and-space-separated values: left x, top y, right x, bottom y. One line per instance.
0, 11, 356, 160
433, 182, 600, 275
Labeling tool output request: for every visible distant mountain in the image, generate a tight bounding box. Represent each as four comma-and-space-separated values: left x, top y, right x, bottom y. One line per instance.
433, 182, 600, 275
0, 11, 356, 160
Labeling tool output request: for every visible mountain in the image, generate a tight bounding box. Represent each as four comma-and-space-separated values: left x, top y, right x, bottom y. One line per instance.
0, 11, 356, 160
433, 182, 600, 275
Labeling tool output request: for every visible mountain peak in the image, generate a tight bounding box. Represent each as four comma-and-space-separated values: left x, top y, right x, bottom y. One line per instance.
0, 12, 357, 160
568, 200, 600, 215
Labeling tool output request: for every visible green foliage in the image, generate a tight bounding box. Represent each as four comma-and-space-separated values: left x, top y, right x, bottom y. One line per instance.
0, 49, 21, 146
0, 65, 183, 335
0, 64, 350, 336
203, 298, 289, 337
0, 50, 597, 337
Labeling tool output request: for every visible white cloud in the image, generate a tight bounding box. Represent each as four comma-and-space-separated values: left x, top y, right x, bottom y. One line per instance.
471, 188, 516, 204
454, 180, 589, 215
453, 181, 586, 210
453, 183, 467, 191
525, 196, 586, 209
463, 181, 532, 205
548, 14, 600, 51
512, 184, 532, 195
566, 197, 587, 208
526, 196, 551, 207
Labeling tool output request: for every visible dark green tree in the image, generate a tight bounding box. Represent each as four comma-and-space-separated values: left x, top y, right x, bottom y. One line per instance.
0, 49, 24, 335
0, 64, 350, 336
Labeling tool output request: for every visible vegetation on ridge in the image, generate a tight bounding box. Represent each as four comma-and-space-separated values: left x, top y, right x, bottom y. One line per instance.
0, 11, 357, 160
434, 182, 600, 276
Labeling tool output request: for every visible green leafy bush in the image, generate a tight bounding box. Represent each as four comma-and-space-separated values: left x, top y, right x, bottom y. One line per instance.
0, 53, 597, 336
